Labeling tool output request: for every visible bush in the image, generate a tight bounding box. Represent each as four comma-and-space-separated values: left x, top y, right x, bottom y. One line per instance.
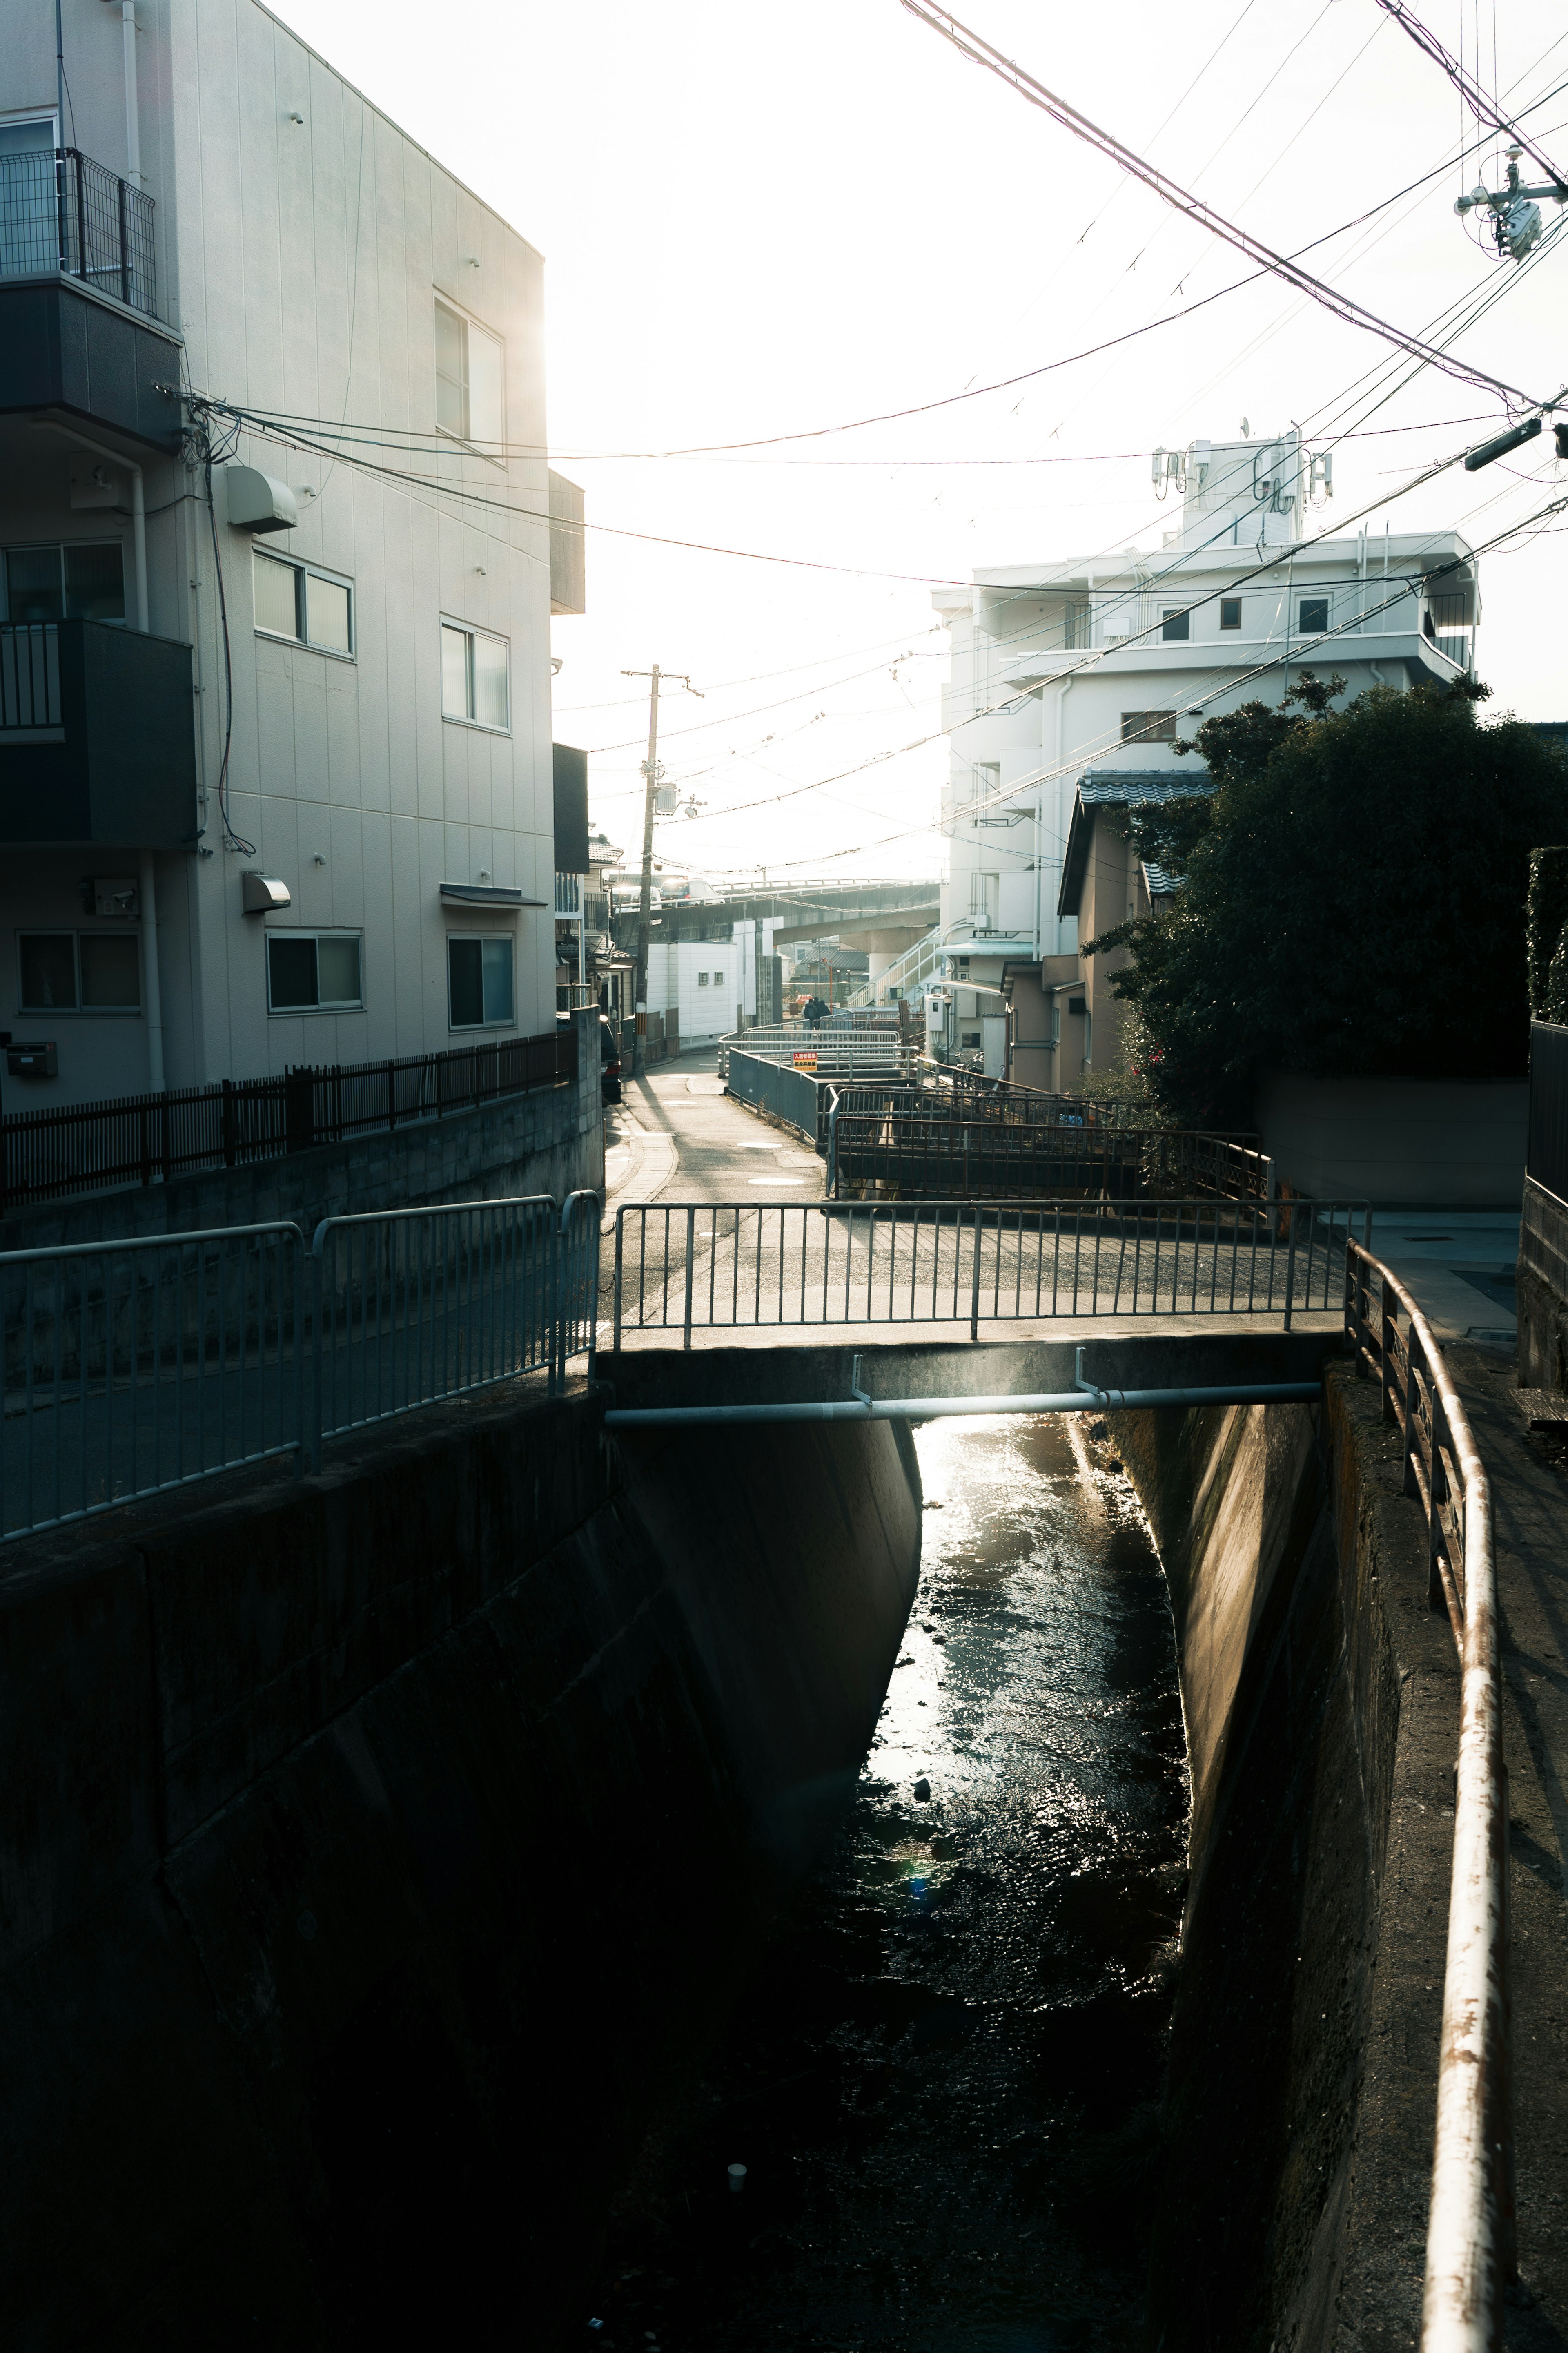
1090, 677, 1568, 1126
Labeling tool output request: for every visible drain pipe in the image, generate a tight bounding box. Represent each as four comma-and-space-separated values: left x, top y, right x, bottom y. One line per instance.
603, 1352, 1323, 1428
138, 847, 164, 1089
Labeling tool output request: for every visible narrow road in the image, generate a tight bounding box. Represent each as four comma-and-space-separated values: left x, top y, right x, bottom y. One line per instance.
604, 1046, 825, 1223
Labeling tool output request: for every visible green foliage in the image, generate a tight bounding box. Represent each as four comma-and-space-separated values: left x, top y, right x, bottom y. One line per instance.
1059, 1005, 1171, 1120
1526, 846, 1568, 1021
1091, 676, 1568, 1126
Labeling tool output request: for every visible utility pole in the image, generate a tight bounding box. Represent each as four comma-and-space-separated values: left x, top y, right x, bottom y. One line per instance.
621, 665, 700, 1078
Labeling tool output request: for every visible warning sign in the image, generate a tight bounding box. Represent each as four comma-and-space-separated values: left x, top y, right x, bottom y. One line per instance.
792, 1049, 818, 1071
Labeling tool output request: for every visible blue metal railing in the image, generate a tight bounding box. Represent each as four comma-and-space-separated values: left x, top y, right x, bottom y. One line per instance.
1, 1192, 601, 1538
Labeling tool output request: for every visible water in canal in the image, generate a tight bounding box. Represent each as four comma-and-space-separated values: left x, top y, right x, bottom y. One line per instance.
584, 1414, 1188, 2353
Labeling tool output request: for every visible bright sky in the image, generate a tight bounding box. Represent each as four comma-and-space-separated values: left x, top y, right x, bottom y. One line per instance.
273, 0, 1568, 884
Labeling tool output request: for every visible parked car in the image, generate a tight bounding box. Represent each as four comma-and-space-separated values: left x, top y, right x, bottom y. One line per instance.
600, 1013, 624, 1104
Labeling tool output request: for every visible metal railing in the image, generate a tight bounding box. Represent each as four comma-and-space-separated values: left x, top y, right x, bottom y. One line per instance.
717, 1023, 910, 1080
613, 1196, 1370, 1348
1344, 1245, 1509, 2353
846, 926, 945, 1010
0, 146, 157, 315
726, 1048, 828, 1143
1, 1027, 579, 1211
2, 1222, 304, 1537
0, 621, 62, 731
829, 1115, 1270, 1202
555, 873, 582, 916
3, 1192, 601, 1538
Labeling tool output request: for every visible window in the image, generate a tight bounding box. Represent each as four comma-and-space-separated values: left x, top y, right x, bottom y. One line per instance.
697, 971, 709, 986
266, 932, 363, 1013
1160, 607, 1190, 642
1219, 598, 1242, 631
1, 543, 125, 624
434, 297, 505, 450
1120, 710, 1177, 745
253, 552, 354, 656
1298, 596, 1330, 634
18, 931, 141, 1010
447, 935, 514, 1029
440, 620, 510, 730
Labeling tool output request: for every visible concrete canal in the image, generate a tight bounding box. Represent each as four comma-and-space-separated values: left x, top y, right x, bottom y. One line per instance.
581, 1409, 1187, 2353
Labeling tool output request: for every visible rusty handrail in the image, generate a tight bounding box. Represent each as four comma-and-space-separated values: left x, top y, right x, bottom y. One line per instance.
1344, 1241, 1511, 2352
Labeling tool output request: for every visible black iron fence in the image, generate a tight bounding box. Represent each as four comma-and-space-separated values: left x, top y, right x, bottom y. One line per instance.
0, 146, 156, 316
1, 1028, 579, 1212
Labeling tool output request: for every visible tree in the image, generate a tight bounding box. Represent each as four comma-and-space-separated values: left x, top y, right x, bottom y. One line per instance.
1087, 675, 1568, 1126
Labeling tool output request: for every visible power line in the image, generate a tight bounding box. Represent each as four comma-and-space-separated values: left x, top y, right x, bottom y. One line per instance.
898, 0, 1538, 408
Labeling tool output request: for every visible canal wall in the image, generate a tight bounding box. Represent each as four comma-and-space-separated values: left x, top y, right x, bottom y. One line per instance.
1117, 1368, 1462, 2353
0, 1357, 920, 2347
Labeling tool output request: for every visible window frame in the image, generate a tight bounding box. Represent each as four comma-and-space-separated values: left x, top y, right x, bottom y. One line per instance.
446, 931, 517, 1031
1219, 598, 1243, 632
252, 550, 356, 661
1120, 710, 1178, 745
1160, 607, 1191, 643
439, 616, 512, 734
264, 929, 365, 1016
1, 539, 128, 626
1297, 594, 1331, 636
433, 294, 507, 462
16, 928, 143, 1014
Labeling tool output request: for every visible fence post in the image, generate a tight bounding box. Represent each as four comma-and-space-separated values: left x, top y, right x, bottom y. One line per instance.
116, 171, 130, 305
221, 1077, 236, 1169
292, 1240, 305, 1476
1282, 1209, 1298, 1333
309, 1229, 325, 1475
613, 1212, 625, 1353
547, 1204, 561, 1398
138, 1102, 152, 1189
970, 1203, 982, 1343
683, 1206, 695, 1352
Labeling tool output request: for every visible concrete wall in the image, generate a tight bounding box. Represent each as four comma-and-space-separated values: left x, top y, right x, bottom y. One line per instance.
1116, 1364, 1466, 2350
0, 1010, 602, 1253
0, 1345, 921, 2343
1256, 1068, 1528, 1206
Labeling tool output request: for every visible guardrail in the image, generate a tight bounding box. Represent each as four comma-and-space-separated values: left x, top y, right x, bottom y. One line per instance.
829, 1115, 1271, 1202
2, 1192, 601, 1539
1, 1222, 305, 1539
717, 1020, 906, 1078
1, 1026, 579, 1211
725, 1048, 829, 1144
612, 1196, 1370, 1348
1344, 1243, 1510, 2353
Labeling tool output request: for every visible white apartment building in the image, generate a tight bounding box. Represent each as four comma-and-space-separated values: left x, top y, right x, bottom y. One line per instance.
0, 0, 583, 1108
929, 432, 1478, 1077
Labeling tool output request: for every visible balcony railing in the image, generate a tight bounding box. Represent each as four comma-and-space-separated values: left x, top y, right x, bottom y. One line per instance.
0, 618, 196, 845
0, 147, 156, 317
555, 872, 582, 917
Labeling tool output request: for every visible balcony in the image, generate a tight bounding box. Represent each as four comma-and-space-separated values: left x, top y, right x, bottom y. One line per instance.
0, 619, 197, 845
0, 147, 156, 313
555, 872, 582, 917
0, 148, 180, 448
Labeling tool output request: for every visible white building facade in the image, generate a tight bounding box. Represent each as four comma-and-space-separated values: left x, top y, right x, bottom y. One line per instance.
0, 0, 582, 1108
930, 433, 1478, 1073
